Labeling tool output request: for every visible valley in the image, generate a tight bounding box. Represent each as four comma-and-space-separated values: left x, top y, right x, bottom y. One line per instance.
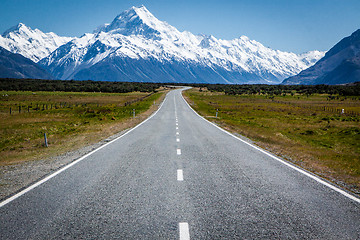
0, 2, 359, 239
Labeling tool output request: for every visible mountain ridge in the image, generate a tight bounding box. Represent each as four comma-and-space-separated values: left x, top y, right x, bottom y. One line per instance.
39, 6, 324, 83
282, 29, 360, 85
0, 23, 73, 62
0, 46, 53, 79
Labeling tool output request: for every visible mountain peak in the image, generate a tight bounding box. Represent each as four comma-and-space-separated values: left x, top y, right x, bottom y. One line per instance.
119, 5, 157, 27
130, 5, 149, 12
0, 22, 73, 62
2, 22, 30, 37
13, 22, 26, 30
95, 5, 172, 39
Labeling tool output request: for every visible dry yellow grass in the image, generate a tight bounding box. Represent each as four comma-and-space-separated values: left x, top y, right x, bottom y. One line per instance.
0, 90, 167, 165
184, 88, 360, 194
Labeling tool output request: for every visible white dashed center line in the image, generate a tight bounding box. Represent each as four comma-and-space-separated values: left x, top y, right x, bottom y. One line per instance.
175, 95, 189, 240
177, 169, 184, 181
179, 222, 190, 240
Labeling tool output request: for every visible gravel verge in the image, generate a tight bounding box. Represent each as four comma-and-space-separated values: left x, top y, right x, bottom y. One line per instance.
0, 91, 169, 201
0, 128, 131, 201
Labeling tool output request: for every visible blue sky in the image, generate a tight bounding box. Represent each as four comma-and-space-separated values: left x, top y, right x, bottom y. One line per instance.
1, 0, 359, 54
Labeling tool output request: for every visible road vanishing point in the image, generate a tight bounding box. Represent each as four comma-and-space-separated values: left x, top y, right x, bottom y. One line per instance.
1, 88, 359, 239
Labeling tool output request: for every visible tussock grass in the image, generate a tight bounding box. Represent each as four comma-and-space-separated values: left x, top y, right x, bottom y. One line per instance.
0, 90, 166, 165
184, 88, 360, 194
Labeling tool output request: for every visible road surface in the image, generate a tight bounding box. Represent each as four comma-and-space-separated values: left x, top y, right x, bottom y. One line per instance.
1, 88, 359, 239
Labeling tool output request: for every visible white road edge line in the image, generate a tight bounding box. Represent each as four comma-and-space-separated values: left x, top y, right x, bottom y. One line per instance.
177, 169, 184, 181
177, 149, 181, 155
180, 89, 360, 204
179, 222, 190, 240
0, 92, 170, 208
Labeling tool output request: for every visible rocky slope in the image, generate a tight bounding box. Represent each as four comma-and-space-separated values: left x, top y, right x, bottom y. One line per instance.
0, 46, 53, 79
282, 29, 360, 85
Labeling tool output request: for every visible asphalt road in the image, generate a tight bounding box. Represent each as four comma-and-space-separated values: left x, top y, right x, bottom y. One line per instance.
1, 88, 359, 239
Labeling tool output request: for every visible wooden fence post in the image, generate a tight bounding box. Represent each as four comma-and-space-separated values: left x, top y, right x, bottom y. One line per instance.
44, 133, 48, 147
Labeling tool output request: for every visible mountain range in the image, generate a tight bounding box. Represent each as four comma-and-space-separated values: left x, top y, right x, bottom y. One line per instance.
0, 6, 327, 84
0, 23, 72, 63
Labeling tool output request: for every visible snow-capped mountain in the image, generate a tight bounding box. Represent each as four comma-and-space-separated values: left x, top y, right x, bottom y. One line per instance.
40, 6, 324, 84
0, 23, 73, 62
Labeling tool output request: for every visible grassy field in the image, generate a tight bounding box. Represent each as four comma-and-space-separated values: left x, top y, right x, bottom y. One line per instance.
0, 90, 166, 165
184, 88, 360, 194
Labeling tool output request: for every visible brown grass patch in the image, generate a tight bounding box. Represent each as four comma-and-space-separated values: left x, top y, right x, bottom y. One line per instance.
184, 88, 360, 194
0, 90, 168, 166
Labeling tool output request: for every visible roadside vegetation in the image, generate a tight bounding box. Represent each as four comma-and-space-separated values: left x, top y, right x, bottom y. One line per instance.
203, 82, 360, 97
0, 78, 163, 93
1, 78, 359, 194
0, 89, 167, 165
184, 86, 360, 194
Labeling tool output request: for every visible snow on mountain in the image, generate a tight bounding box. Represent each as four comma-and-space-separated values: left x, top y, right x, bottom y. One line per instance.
0, 23, 73, 62
298, 50, 326, 66
40, 5, 325, 83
